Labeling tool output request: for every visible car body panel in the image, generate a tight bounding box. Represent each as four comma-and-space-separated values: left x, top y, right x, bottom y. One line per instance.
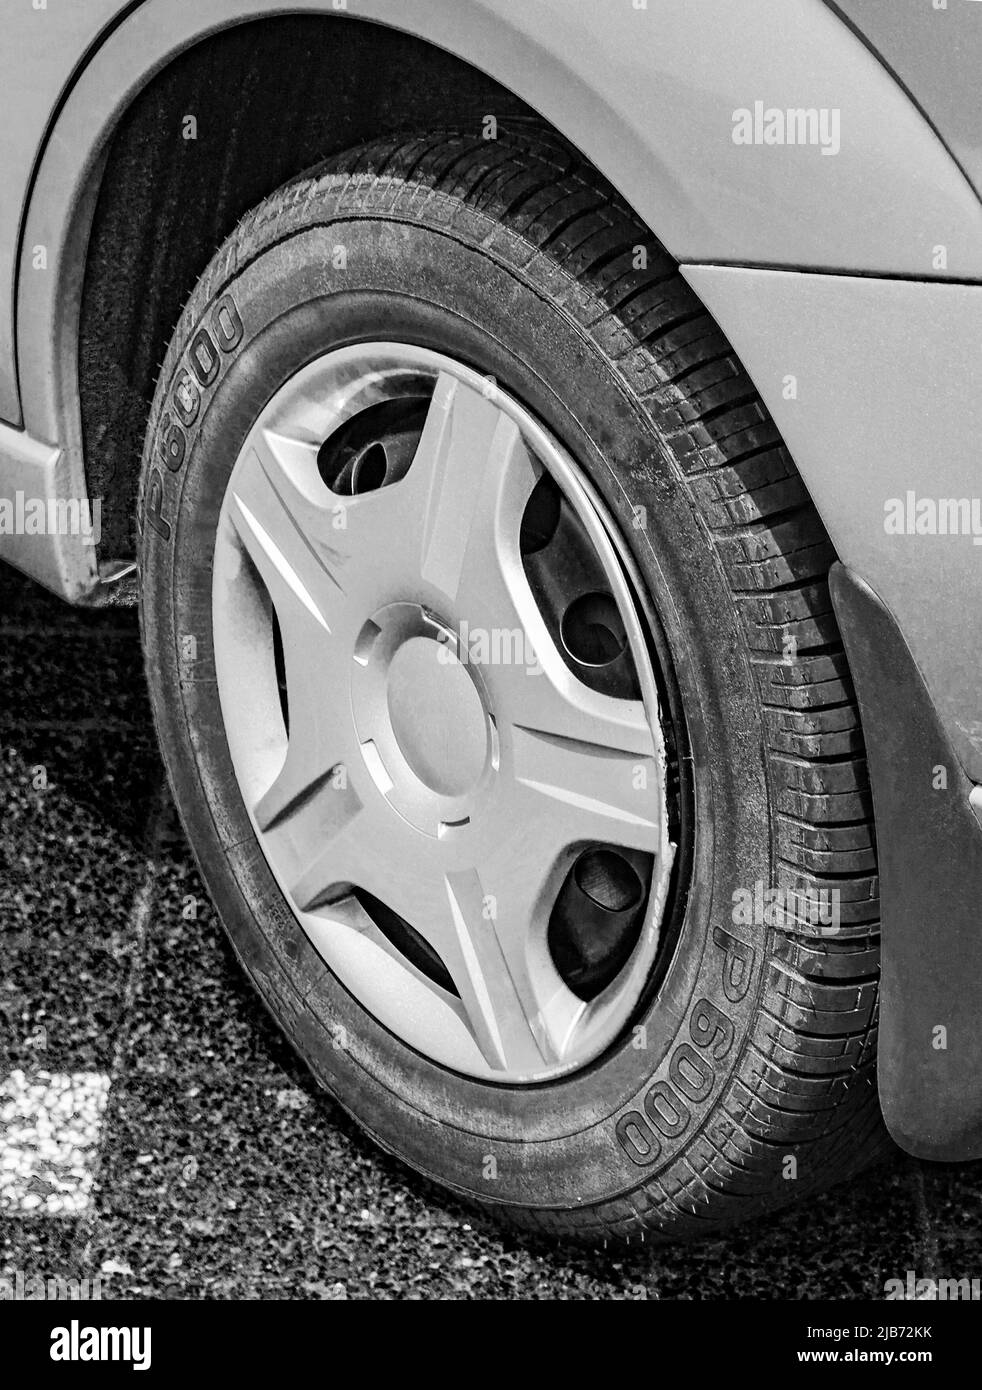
0, 419, 91, 595
831, 0, 982, 202
0, 0, 125, 430
685, 264, 982, 785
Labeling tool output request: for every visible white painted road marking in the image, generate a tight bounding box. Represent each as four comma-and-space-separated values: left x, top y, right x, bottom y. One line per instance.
0, 1070, 110, 1215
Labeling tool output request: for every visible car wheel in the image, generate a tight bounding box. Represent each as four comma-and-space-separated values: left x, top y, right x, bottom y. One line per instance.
138, 129, 886, 1240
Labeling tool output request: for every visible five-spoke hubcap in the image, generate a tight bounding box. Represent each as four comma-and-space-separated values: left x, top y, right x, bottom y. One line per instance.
212, 344, 675, 1081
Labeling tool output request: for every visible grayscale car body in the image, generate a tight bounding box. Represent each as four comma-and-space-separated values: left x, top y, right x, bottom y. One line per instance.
2, 0, 980, 1239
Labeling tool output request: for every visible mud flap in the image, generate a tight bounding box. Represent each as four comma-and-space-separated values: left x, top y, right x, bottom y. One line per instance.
830, 563, 982, 1159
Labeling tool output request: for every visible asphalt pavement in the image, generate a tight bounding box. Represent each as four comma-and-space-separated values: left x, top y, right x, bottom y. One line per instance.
1, 564, 980, 1300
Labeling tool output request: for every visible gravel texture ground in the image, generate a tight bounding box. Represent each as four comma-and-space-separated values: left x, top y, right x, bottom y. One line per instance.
1, 565, 980, 1300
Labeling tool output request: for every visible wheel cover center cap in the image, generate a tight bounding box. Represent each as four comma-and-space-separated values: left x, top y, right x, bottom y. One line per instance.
387, 636, 487, 797
351, 602, 494, 833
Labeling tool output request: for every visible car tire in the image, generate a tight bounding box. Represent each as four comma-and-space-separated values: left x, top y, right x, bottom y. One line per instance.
138, 128, 888, 1240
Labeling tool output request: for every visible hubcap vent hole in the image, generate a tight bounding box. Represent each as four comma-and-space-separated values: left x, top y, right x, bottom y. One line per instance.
354, 890, 458, 997
549, 849, 651, 1000
520, 473, 562, 554
271, 607, 289, 734
317, 395, 430, 496
350, 441, 388, 494
575, 849, 643, 913
561, 592, 629, 667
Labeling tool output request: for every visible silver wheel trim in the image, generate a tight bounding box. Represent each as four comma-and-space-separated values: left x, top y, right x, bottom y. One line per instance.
212, 344, 675, 1083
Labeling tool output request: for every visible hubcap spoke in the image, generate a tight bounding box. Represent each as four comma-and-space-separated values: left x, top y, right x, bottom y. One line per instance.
510, 714, 660, 856
500, 652, 657, 758
227, 430, 348, 637
281, 813, 561, 1074
439, 868, 556, 1073
253, 689, 349, 839
408, 373, 540, 625
259, 772, 365, 912
464, 842, 589, 1067
492, 640, 664, 857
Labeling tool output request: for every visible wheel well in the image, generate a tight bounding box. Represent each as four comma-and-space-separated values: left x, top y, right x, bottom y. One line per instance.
78, 13, 539, 560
